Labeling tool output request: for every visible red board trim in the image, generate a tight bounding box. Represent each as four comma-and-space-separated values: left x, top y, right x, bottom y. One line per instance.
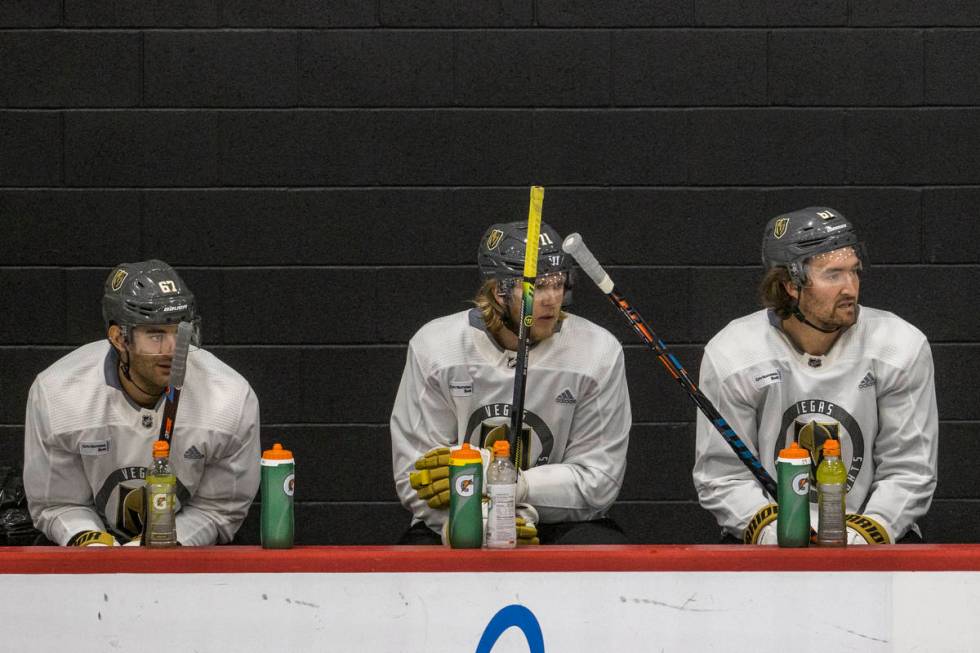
3, 544, 980, 574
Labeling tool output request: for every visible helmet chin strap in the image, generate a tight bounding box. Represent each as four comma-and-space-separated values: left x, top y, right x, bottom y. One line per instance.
790, 286, 841, 334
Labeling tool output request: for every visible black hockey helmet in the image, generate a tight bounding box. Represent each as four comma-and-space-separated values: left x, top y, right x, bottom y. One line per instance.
102, 260, 197, 333
478, 221, 573, 303
762, 207, 866, 286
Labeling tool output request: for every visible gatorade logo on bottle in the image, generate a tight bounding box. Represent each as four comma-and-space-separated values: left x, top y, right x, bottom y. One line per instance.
153, 494, 168, 511
283, 474, 295, 497
455, 474, 476, 497
792, 473, 809, 496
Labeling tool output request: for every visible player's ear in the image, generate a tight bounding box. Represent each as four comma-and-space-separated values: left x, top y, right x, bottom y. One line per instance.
107, 324, 126, 353
782, 280, 799, 301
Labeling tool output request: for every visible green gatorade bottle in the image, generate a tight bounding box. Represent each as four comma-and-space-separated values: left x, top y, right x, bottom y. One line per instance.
776, 442, 811, 547
448, 443, 484, 549
261, 443, 295, 549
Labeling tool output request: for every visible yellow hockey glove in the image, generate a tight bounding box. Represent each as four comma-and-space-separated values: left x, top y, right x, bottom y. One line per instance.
67, 530, 118, 547
516, 504, 539, 546
409, 447, 452, 509
516, 518, 539, 546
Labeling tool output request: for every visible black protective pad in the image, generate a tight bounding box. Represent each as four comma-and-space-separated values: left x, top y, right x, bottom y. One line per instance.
0, 465, 42, 545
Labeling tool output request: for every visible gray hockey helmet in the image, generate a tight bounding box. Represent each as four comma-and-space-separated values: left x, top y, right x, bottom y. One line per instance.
478, 221, 569, 280
478, 221, 573, 303
102, 260, 197, 332
762, 207, 865, 286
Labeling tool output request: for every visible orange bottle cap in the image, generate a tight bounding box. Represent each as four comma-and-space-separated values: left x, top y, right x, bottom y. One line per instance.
822, 439, 841, 456
450, 442, 483, 462
152, 440, 170, 458
779, 441, 811, 459
262, 443, 293, 460
492, 440, 510, 457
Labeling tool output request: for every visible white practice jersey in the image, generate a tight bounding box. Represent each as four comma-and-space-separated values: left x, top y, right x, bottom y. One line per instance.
693, 307, 938, 542
392, 309, 632, 533
24, 340, 261, 546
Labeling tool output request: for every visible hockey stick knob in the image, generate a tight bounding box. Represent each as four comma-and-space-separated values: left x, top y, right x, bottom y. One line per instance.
562, 233, 614, 294
169, 321, 193, 389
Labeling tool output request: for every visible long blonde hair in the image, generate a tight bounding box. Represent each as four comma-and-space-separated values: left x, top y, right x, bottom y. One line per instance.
473, 279, 567, 332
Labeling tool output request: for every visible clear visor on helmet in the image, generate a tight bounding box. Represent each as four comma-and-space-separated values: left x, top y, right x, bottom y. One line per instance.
534, 271, 567, 291
803, 245, 865, 288
125, 320, 201, 356
498, 270, 567, 293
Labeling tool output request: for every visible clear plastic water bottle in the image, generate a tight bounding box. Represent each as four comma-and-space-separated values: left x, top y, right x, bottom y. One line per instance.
143, 440, 177, 547
486, 440, 517, 549
816, 438, 847, 547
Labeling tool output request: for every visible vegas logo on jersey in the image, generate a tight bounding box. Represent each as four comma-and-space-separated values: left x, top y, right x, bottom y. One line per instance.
775, 398, 866, 502
96, 466, 188, 538
464, 403, 556, 469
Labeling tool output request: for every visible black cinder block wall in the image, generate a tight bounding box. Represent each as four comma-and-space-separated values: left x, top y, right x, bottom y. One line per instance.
1, 2, 978, 544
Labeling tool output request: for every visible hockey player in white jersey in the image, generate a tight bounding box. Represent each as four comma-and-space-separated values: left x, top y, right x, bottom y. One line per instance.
391, 221, 632, 544
693, 207, 938, 544
24, 260, 260, 546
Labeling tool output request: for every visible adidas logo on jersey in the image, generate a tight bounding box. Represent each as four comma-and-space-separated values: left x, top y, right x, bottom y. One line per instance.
184, 445, 205, 460
555, 389, 577, 404
858, 372, 876, 390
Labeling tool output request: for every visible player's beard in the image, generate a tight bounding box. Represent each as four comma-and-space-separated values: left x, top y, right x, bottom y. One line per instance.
802, 292, 858, 331
834, 300, 859, 328
125, 351, 172, 396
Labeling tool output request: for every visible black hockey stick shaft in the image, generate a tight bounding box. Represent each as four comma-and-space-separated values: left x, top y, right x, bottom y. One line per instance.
509, 186, 545, 471
157, 321, 193, 445
562, 233, 777, 499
